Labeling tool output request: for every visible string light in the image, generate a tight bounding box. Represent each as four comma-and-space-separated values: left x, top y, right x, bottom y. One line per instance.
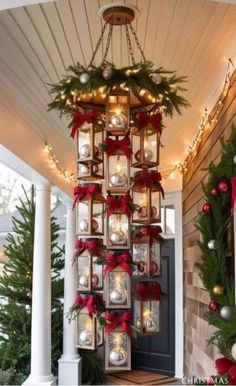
45, 142, 76, 184
162, 58, 235, 180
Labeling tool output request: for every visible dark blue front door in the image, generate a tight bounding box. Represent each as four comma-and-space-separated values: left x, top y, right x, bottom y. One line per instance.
132, 239, 175, 375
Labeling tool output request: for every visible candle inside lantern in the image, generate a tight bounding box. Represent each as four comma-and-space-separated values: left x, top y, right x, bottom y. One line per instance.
110, 155, 128, 187
110, 214, 127, 245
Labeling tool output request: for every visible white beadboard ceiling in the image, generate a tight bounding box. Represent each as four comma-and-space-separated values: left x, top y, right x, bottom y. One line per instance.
0, 0, 236, 195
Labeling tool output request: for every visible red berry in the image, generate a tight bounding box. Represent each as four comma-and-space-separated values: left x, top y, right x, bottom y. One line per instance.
218, 180, 228, 193
210, 188, 218, 197
202, 202, 211, 214
209, 300, 218, 311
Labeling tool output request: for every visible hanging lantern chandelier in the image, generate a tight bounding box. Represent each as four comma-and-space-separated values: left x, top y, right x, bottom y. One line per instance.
52, 2, 188, 373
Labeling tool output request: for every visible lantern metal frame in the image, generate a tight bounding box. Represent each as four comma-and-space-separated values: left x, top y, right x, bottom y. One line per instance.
132, 233, 162, 278
132, 186, 161, 225
76, 184, 105, 236
106, 89, 130, 136
104, 265, 131, 309
77, 121, 104, 180
132, 293, 162, 336
131, 125, 160, 169
76, 308, 103, 350
106, 211, 131, 249
105, 327, 131, 371
77, 239, 104, 292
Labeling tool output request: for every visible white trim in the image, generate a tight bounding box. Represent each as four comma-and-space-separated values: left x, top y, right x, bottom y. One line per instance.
162, 191, 183, 379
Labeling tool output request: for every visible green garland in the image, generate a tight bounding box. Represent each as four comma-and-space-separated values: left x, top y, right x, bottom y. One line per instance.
196, 125, 236, 360
48, 61, 189, 117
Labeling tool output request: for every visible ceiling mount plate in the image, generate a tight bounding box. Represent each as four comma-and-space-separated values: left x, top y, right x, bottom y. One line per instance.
99, 3, 138, 25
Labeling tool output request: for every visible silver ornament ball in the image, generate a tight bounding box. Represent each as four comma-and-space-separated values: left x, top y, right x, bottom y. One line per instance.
80, 165, 89, 175
233, 155, 236, 165
110, 172, 128, 187
79, 329, 93, 346
79, 72, 90, 84
220, 306, 232, 320
79, 144, 91, 159
110, 113, 127, 128
78, 275, 89, 288
109, 348, 127, 366
207, 240, 216, 250
110, 290, 127, 304
79, 219, 88, 232
152, 73, 162, 84
144, 148, 154, 161
110, 230, 127, 245
144, 318, 157, 332
103, 65, 113, 80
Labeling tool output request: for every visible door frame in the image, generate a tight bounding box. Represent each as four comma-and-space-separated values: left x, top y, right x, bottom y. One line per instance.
161, 191, 183, 379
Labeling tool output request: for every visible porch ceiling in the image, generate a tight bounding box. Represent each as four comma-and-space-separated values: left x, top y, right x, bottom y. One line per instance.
0, 0, 236, 194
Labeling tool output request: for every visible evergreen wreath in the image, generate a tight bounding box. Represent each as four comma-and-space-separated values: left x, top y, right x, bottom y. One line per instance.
196, 125, 236, 365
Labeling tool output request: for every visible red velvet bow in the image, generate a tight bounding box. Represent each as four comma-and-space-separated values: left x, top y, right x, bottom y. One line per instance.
75, 239, 102, 257
105, 136, 132, 159
104, 311, 133, 336
70, 110, 100, 139
73, 184, 102, 209
105, 193, 133, 217
215, 358, 236, 384
133, 170, 164, 198
136, 283, 163, 300
136, 225, 163, 246
75, 294, 97, 314
136, 112, 162, 134
104, 252, 132, 276
231, 176, 236, 208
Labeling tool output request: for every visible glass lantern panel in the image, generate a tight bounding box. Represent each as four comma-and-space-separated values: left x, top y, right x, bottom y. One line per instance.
143, 128, 158, 164
97, 318, 103, 346
152, 191, 161, 221
77, 126, 91, 160
132, 133, 140, 165
142, 300, 160, 334
107, 95, 129, 132
94, 127, 103, 161
77, 313, 94, 348
132, 243, 147, 276
108, 214, 129, 247
108, 331, 128, 368
77, 201, 89, 234
134, 300, 141, 331
77, 255, 90, 290
132, 190, 149, 222
150, 243, 161, 276
92, 256, 103, 290
93, 202, 103, 234
108, 270, 128, 307
108, 155, 129, 189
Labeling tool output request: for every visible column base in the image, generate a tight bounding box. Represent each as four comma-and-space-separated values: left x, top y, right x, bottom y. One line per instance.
22, 373, 56, 386
58, 357, 82, 386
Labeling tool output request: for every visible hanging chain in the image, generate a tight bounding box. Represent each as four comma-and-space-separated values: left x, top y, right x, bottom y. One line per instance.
102, 23, 113, 65
88, 21, 109, 68
124, 24, 135, 65
128, 23, 146, 62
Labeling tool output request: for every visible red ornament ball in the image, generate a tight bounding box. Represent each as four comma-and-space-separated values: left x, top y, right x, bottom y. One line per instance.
92, 218, 99, 232
208, 300, 218, 311
210, 187, 218, 197
137, 261, 146, 273
150, 261, 158, 275
218, 180, 228, 193
202, 202, 211, 214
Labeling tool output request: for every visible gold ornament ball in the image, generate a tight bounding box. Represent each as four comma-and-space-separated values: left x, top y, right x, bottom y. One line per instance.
213, 285, 224, 295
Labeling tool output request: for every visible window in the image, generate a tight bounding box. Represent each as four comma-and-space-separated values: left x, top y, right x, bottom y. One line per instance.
161, 205, 175, 236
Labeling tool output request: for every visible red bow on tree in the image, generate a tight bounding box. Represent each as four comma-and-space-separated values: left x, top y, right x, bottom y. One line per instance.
136, 112, 162, 134
105, 136, 132, 159
104, 252, 132, 276
215, 358, 236, 384
75, 294, 97, 314
133, 170, 164, 198
104, 311, 133, 336
136, 283, 163, 300
105, 193, 133, 217
135, 225, 163, 246
75, 239, 102, 257
73, 184, 103, 209
70, 110, 100, 139
231, 176, 236, 209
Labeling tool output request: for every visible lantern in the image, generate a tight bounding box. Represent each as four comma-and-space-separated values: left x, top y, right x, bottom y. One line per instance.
104, 312, 132, 371
75, 295, 104, 350
132, 226, 163, 278
106, 90, 130, 136
131, 112, 162, 169
132, 170, 163, 224
104, 252, 132, 309
75, 183, 105, 236
105, 135, 131, 193
133, 283, 163, 336
76, 238, 104, 292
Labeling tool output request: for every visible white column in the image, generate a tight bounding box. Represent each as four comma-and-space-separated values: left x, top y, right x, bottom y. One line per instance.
23, 182, 55, 385
58, 199, 82, 386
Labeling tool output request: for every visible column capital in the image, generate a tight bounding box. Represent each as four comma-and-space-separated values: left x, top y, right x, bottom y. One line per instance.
33, 181, 51, 192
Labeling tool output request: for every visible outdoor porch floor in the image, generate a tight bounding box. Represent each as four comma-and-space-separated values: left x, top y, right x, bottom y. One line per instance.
106, 370, 179, 385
